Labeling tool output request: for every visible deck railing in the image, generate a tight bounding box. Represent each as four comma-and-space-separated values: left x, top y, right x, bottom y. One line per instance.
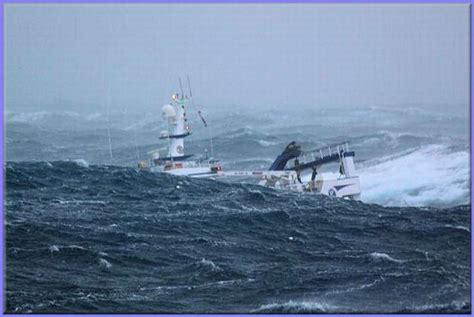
298, 142, 350, 165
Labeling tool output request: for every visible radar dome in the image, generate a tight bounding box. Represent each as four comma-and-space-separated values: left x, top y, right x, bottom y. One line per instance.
161, 104, 176, 120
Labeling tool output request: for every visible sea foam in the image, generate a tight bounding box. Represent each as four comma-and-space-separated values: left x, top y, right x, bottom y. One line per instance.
360, 144, 469, 207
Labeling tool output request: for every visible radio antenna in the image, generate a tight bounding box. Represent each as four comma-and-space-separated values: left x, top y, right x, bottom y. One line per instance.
187, 75, 214, 158
105, 81, 114, 163
186, 75, 193, 98
179, 77, 184, 97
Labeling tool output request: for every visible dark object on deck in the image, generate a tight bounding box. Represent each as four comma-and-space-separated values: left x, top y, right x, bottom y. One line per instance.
311, 166, 318, 181
294, 158, 302, 183
269, 141, 302, 171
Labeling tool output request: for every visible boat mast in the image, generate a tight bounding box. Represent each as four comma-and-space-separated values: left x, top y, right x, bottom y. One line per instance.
186, 75, 214, 159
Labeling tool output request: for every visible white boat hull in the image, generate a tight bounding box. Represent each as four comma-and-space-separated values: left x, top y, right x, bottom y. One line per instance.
151, 165, 218, 178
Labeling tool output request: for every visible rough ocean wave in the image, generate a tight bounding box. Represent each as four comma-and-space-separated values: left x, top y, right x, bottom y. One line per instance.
5, 105, 470, 313
360, 144, 469, 207
5, 161, 470, 313
6, 107, 469, 205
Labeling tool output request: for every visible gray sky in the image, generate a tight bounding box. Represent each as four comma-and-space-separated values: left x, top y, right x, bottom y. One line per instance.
5, 4, 470, 113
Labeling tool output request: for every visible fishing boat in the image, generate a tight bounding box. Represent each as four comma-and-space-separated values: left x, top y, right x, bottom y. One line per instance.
139, 80, 361, 199
220, 141, 361, 200
137, 80, 222, 178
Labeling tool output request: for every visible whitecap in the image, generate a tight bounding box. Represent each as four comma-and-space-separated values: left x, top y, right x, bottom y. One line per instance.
48, 245, 60, 254
360, 144, 469, 207
7, 111, 48, 123
66, 245, 86, 250
200, 258, 221, 271
258, 140, 277, 147
405, 300, 469, 313
73, 159, 89, 168
445, 224, 470, 232
57, 200, 106, 205
99, 258, 112, 271
327, 277, 382, 295
255, 300, 333, 313
369, 252, 404, 263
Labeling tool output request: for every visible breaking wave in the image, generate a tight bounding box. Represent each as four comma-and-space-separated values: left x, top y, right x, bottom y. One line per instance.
255, 300, 334, 313
369, 252, 404, 263
360, 144, 469, 207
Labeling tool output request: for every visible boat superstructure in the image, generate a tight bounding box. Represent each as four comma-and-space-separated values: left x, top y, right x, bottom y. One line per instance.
267, 141, 361, 199
219, 141, 361, 199
139, 91, 222, 178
